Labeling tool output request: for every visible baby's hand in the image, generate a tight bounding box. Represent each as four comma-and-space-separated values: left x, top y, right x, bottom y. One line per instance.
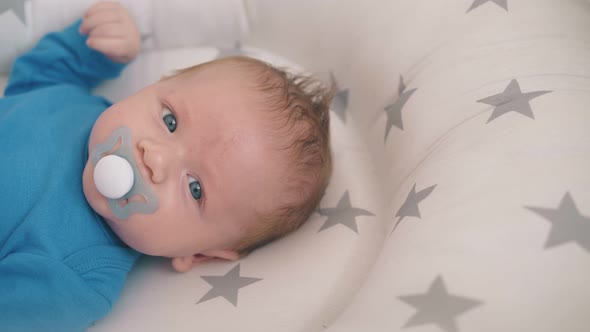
79, 1, 141, 64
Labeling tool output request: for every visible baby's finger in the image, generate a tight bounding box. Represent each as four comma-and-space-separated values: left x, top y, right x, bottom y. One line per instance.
86, 37, 120, 54
79, 11, 121, 35
87, 23, 125, 39
83, 1, 121, 19
87, 37, 135, 58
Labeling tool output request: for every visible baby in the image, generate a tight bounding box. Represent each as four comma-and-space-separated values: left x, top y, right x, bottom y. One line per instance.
0, 2, 332, 331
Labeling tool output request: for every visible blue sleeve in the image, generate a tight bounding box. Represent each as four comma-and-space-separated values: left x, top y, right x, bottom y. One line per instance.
0, 252, 121, 332
4, 19, 126, 96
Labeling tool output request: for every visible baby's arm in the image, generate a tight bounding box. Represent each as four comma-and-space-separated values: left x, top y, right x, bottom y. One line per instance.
0, 253, 115, 330
4, 1, 140, 96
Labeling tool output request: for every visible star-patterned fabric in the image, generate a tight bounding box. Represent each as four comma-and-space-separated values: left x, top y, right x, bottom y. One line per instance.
197, 264, 263, 306
526, 192, 590, 253
391, 183, 437, 234
399, 276, 482, 332
467, 0, 509, 12
476, 79, 551, 124
330, 72, 350, 123
0, 0, 27, 24
318, 191, 375, 234
383, 75, 417, 141
2, 0, 589, 331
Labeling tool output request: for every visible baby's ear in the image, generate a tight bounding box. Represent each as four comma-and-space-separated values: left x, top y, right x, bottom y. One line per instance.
202, 249, 240, 262
171, 250, 240, 273
171, 254, 213, 273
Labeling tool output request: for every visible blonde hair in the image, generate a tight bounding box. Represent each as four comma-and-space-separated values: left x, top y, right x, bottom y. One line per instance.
167, 56, 334, 257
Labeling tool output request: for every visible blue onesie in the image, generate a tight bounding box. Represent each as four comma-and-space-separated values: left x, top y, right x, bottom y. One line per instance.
0, 21, 141, 331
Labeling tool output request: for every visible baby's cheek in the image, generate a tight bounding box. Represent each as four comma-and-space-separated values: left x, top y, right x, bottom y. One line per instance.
82, 162, 120, 223
82, 164, 100, 210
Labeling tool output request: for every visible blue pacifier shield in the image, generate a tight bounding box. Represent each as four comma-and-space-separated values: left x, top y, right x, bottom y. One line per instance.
90, 126, 159, 219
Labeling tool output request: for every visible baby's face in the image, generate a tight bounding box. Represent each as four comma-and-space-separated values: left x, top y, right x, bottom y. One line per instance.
83, 62, 286, 259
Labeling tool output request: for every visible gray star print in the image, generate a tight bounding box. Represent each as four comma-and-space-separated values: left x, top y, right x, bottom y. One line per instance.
197, 264, 262, 306
318, 190, 374, 233
0, 0, 26, 24
399, 276, 482, 332
140, 33, 151, 43
217, 40, 243, 59
391, 183, 437, 234
330, 72, 349, 122
526, 192, 590, 253
384, 75, 417, 141
476, 79, 551, 123
467, 0, 508, 12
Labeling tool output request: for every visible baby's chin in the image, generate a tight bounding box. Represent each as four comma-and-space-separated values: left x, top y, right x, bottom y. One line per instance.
82, 161, 105, 216
100, 217, 172, 257
100, 217, 147, 252
82, 162, 140, 251
82, 161, 174, 257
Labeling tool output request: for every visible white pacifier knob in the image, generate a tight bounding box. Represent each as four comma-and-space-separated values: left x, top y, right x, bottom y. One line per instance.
94, 155, 134, 199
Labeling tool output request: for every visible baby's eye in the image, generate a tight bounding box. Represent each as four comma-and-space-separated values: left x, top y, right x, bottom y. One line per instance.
188, 176, 202, 201
162, 107, 177, 133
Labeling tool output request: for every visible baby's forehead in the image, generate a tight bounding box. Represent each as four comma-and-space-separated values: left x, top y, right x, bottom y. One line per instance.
187, 57, 268, 79
165, 61, 272, 99
158, 58, 289, 139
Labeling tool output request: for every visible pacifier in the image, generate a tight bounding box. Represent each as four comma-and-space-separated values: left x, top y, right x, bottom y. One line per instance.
94, 155, 134, 199
90, 126, 159, 219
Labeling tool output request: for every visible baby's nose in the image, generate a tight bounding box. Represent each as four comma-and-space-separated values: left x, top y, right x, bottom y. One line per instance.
138, 139, 169, 183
